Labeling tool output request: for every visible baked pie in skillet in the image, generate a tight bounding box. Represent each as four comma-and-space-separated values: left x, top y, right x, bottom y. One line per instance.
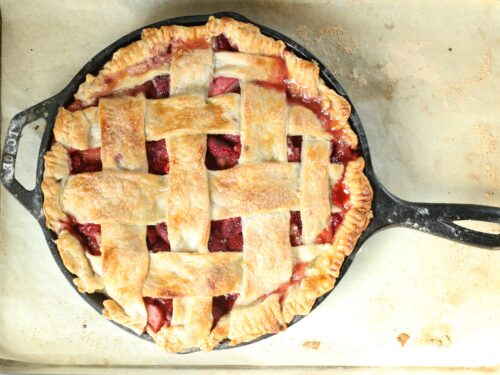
41, 16, 373, 352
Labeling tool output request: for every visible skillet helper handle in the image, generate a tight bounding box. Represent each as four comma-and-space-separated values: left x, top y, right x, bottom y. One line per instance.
374, 187, 500, 248
1, 98, 55, 216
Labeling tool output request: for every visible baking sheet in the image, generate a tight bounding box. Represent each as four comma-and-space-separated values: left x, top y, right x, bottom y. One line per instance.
1, 0, 499, 372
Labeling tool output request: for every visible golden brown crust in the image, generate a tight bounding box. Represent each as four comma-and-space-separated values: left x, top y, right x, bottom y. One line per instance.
102, 224, 149, 334
60, 171, 168, 224
214, 52, 285, 83
238, 212, 292, 305
208, 163, 300, 220
228, 294, 286, 346
153, 297, 213, 352
103, 299, 145, 335
42, 143, 70, 232
332, 158, 373, 258
99, 95, 148, 172
146, 94, 240, 139
43, 15, 374, 353
284, 50, 320, 100
166, 134, 210, 252
143, 252, 243, 298
170, 45, 213, 96
300, 137, 331, 244
211, 17, 286, 56
55, 230, 104, 293
240, 81, 287, 163
282, 158, 373, 323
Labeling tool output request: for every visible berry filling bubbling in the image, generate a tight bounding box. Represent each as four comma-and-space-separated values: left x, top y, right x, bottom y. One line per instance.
144, 297, 173, 333
208, 217, 243, 252
146, 223, 171, 252
205, 135, 241, 171
146, 140, 169, 175
212, 293, 239, 329
61, 216, 101, 256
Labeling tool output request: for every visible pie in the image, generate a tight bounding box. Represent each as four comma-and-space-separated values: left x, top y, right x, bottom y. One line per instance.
41, 16, 373, 352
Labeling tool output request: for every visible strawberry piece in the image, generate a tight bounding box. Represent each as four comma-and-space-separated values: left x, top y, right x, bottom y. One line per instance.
330, 140, 358, 165
207, 136, 234, 158
145, 300, 165, 333
211, 293, 238, 329
77, 223, 101, 255
287, 136, 302, 162
146, 226, 159, 246
213, 34, 236, 52
206, 135, 241, 171
226, 234, 243, 251
209, 218, 243, 252
150, 241, 170, 253
221, 217, 242, 238
69, 148, 102, 174
156, 298, 173, 327
208, 236, 227, 252
152, 75, 170, 98
232, 141, 242, 154
222, 134, 241, 143
208, 77, 240, 97
289, 211, 303, 247
83, 147, 102, 163
67, 100, 91, 112
146, 223, 170, 252
155, 222, 170, 245
146, 140, 169, 175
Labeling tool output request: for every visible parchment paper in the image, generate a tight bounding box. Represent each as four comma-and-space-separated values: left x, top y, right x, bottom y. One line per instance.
1, 0, 499, 370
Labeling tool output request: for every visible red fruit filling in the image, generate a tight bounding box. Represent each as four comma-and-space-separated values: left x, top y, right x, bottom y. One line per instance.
61, 216, 101, 256
146, 222, 171, 252
144, 297, 173, 333
287, 136, 302, 162
330, 137, 358, 165
205, 134, 241, 170
208, 217, 243, 252
289, 211, 303, 247
208, 77, 240, 97
213, 34, 237, 52
149, 74, 171, 99
212, 293, 239, 329
146, 140, 169, 175
315, 179, 351, 244
332, 179, 351, 210
67, 100, 90, 112
69, 148, 102, 174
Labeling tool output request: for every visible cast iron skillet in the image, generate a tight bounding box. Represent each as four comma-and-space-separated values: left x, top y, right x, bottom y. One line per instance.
2, 12, 500, 352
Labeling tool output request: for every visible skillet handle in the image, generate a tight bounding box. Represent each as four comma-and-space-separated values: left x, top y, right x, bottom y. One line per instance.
366, 183, 500, 249
1, 97, 56, 217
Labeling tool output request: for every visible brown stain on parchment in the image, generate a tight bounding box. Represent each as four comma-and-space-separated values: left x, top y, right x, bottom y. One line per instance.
396, 332, 410, 346
419, 323, 452, 348
302, 340, 321, 350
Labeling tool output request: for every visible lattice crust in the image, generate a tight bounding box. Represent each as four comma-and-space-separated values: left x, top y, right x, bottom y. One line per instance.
42, 16, 373, 353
